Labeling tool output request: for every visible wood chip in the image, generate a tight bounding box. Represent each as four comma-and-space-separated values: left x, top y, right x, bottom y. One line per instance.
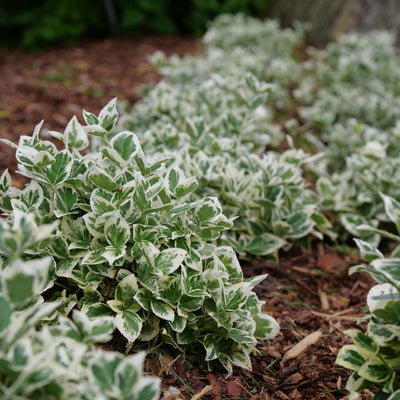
157, 354, 181, 377
190, 385, 212, 400
336, 375, 342, 390
311, 310, 362, 322
318, 284, 330, 310
282, 330, 322, 363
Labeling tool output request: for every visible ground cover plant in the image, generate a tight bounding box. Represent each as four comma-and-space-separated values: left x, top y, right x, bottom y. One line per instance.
2, 12, 400, 400
0, 99, 279, 378
0, 210, 160, 399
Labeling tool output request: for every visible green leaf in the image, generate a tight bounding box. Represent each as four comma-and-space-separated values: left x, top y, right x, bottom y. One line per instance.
358, 359, 391, 383
179, 295, 203, 312
154, 248, 187, 275
203, 334, 220, 361
176, 327, 195, 345
169, 314, 186, 333
53, 186, 78, 217
228, 328, 257, 344
110, 131, 141, 161
254, 313, 280, 339
354, 238, 384, 262
168, 168, 181, 193
139, 317, 159, 341
137, 377, 161, 400
0, 169, 11, 193
246, 233, 286, 256
98, 97, 118, 131
336, 345, 366, 370
164, 278, 183, 305
101, 246, 126, 265
2, 257, 51, 306
89, 170, 118, 191
20, 181, 43, 212
134, 288, 151, 311
64, 116, 89, 151
45, 151, 72, 184
115, 274, 138, 305
195, 197, 220, 223
115, 311, 143, 343
90, 352, 121, 393
83, 109, 99, 126
175, 177, 198, 199
344, 329, 377, 356
104, 212, 130, 248
371, 258, 400, 285
0, 296, 11, 333
216, 246, 243, 279
381, 194, 400, 231
226, 349, 252, 370
73, 310, 115, 343
388, 391, 400, 400
151, 300, 175, 321
115, 352, 143, 396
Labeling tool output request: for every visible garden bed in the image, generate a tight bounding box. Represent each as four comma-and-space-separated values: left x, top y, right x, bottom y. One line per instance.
0, 32, 380, 399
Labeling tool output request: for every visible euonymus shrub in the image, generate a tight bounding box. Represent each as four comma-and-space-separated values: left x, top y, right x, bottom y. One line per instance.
0, 212, 160, 400
120, 39, 328, 257
336, 195, 400, 400
0, 99, 279, 372
294, 30, 400, 243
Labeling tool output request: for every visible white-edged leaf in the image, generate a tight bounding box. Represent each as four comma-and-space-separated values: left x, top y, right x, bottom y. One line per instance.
254, 313, 280, 339
115, 311, 142, 343
354, 238, 384, 262
2, 257, 52, 306
151, 300, 175, 321
154, 248, 187, 275
64, 115, 89, 151
115, 274, 138, 304
110, 131, 141, 161
98, 97, 118, 131
246, 233, 286, 256
381, 193, 400, 230
104, 212, 130, 248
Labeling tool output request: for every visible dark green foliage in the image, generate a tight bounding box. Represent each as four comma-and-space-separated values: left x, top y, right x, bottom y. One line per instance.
0, 0, 107, 50
0, 0, 270, 51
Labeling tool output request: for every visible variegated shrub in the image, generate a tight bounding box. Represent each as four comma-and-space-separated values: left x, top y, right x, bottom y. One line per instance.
0, 99, 279, 372
119, 20, 325, 257
336, 195, 400, 399
293, 30, 400, 244
0, 211, 160, 400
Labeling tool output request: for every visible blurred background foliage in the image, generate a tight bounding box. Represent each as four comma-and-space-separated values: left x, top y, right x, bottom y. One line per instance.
0, 0, 269, 51
1, 0, 398, 51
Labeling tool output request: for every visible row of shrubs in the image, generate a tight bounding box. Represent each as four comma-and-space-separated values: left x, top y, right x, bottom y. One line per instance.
119, 14, 400, 399
2, 13, 400, 399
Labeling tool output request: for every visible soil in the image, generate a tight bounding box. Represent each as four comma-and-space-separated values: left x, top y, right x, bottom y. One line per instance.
0, 37, 375, 399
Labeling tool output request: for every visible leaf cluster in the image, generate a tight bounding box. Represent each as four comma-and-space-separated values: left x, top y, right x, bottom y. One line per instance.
0, 99, 279, 374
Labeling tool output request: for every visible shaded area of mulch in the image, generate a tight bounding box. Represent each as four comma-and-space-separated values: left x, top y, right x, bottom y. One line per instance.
0, 37, 375, 399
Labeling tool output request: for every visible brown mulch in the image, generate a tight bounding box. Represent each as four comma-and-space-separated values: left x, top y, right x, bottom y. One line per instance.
0, 37, 375, 399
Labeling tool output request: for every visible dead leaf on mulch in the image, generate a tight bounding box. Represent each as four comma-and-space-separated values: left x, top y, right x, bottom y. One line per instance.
317, 252, 344, 273
282, 330, 322, 363
226, 379, 242, 397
